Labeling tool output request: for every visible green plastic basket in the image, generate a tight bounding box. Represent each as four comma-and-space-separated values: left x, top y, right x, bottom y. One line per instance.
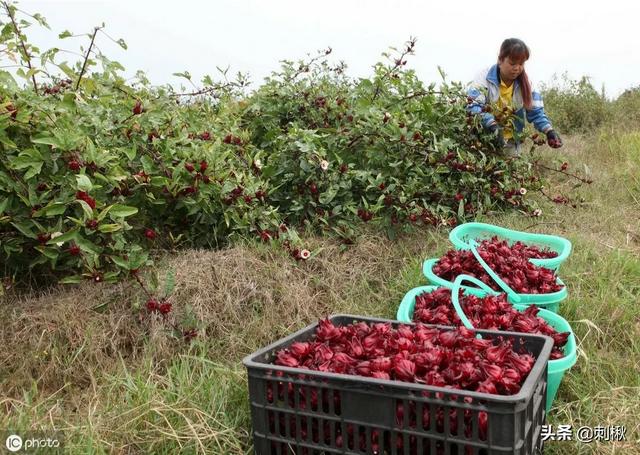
422, 257, 567, 313
396, 279, 577, 412
449, 222, 572, 272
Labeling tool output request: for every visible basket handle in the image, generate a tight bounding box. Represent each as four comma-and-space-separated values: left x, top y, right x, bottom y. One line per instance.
451, 274, 499, 332
468, 239, 522, 303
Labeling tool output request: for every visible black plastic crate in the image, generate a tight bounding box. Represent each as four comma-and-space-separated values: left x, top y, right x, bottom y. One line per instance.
243, 314, 552, 455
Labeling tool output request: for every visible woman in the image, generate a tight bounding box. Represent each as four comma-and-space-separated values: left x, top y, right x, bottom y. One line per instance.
467, 38, 562, 155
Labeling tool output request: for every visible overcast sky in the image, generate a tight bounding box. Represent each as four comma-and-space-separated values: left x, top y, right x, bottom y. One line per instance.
14, 1, 640, 98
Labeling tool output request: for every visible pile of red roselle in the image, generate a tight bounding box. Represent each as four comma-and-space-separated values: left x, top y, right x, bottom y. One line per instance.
413, 288, 569, 360
433, 240, 563, 294
479, 236, 558, 260
269, 319, 541, 451
274, 319, 536, 395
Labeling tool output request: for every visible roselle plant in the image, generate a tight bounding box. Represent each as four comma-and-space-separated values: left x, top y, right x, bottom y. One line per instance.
1, 4, 554, 290
412, 287, 570, 359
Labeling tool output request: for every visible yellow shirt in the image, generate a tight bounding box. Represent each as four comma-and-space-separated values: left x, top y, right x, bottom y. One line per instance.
498, 80, 514, 140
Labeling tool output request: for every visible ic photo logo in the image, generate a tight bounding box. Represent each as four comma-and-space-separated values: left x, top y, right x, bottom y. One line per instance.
4, 433, 61, 452
5, 434, 22, 452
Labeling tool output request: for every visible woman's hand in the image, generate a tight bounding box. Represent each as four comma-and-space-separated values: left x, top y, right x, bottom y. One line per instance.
546, 130, 563, 148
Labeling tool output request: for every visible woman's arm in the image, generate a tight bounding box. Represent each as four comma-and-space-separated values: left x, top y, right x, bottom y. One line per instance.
525, 89, 553, 133
466, 70, 497, 130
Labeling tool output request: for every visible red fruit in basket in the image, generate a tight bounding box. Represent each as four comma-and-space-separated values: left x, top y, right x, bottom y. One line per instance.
350, 338, 364, 357
396, 337, 413, 352
483, 363, 503, 382
355, 361, 372, 376
552, 331, 570, 346
277, 351, 300, 367
393, 359, 416, 381
371, 357, 392, 373
484, 344, 510, 363
438, 330, 458, 348
371, 371, 390, 380
316, 318, 341, 341
290, 342, 311, 358
476, 378, 498, 395
397, 325, 414, 340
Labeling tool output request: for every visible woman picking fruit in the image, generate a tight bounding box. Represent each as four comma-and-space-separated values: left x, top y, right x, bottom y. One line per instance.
467, 38, 563, 155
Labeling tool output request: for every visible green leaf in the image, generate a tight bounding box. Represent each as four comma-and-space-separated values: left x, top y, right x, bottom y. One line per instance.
111, 256, 130, 269
11, 221, 36, 239
98, 223, 121, 233
75, 235, 102, 255
103, 271, 120, 283
319, 187, 337, 205
109, 204, 138, 218
124, 147, 136, 161
24, 163, 43, 180
173, 71, 192, 80
76, 174, 93, 191
46, 228, 78, 245
0, 197, 8, 215
58, 30, 73, 39
458, 199, 464, 218
129, 250, 149, 270
77, 199, 94, 219
116, 38, 127, 50
31, 134, 61, 148
33, 202, 66, 218
41, 247, 59, 260
60, 275, 83, 284
164, 268, 176, 297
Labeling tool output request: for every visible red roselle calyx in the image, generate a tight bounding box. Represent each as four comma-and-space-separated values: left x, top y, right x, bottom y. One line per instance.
273, 318, 538, 396
412, 288, 569, 359
433, 237, 562, 294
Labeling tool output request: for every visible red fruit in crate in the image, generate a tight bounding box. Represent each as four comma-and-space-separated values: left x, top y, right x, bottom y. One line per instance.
393, 359, 416, 381
276, 351, 299, 367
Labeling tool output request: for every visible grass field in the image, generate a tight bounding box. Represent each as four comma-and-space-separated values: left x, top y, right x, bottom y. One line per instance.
1, 127, 639, 454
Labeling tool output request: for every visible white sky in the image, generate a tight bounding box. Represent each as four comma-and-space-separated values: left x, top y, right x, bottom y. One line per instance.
14, 1, 640, 98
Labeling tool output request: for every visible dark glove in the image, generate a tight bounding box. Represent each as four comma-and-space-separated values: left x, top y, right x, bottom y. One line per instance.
488, 123, 505, 149
546, 130, 563, 148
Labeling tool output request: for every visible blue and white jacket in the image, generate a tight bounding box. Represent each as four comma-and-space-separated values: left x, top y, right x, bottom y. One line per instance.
467, 64, 553, 139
